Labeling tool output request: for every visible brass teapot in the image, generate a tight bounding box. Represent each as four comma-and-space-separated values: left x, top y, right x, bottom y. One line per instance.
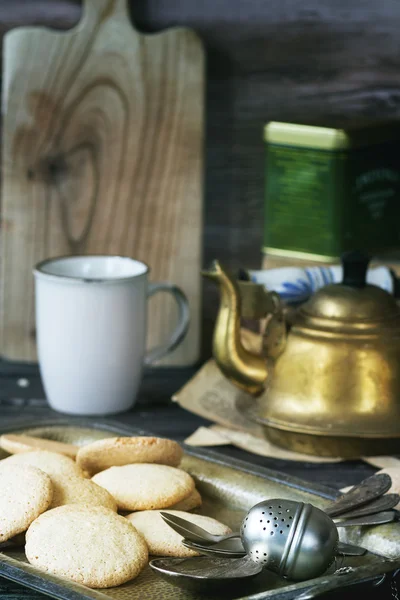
203, 251, 400, 457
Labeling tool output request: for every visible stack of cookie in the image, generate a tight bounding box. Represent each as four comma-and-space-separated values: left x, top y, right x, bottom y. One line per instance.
0, 433, 232, 589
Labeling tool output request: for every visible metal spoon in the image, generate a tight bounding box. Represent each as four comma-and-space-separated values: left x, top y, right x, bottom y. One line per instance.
324, 473, 392, 518
160, 512, 239, 545
149, 555, 265, 596
181, 538, 367, 558
176, 510, 397, 560
161, 507, 381, 548
182, 539, 245, 558
334, 510, 397, 527
161, 472, 393, 547
330, 492, 399, 519
160, 494, 397, 545
189, 537, 366, 557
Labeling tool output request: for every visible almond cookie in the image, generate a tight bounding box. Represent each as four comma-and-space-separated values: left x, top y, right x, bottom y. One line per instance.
0, 450, 94, 509
76, 436, 183, 475
0, 434, 78, 459
92, 464, 195, 511
123, 488, 202, 515
51, 474, 117, 511
169, 488, 202, 511
126, 510, 232, 557
0, 450, 85, 478
25, 505, 148, 588
0, 463, 53, 542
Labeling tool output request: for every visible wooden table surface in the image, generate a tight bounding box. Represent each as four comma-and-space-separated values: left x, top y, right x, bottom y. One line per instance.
0, 362, 397, 599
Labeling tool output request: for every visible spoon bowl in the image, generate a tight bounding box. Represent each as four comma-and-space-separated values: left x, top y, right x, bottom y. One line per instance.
160, 512, 238, 545
149, 556, 266, 597
325, 473, 392, 517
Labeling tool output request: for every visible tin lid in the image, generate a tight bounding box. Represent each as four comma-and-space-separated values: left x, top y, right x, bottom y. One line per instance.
264, 120, 400, 150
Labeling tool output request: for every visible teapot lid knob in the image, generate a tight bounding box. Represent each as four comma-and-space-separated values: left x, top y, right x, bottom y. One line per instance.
300, 249, 400, 324
341, 250, 371, 288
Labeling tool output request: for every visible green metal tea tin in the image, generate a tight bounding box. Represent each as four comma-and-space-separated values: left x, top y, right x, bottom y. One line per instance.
264, 120, 400, 261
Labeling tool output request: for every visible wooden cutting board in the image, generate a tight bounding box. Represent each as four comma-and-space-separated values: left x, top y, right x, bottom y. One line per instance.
0, 0, 204, 366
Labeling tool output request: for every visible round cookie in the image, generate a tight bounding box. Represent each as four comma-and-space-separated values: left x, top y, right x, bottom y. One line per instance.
169, 488, 202, 511
0, 450, 85, 478
126, 510, 232, 557
0, 434, 78, 459
92, 464, 195, 511
51, 474, 117, 511
25, 505, 148, 588
0, 463, 53, 542
76, 436, 183, 475
0, 450, 93, 509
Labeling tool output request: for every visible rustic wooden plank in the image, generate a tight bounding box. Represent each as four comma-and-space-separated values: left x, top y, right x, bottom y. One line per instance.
1, 0, 400, 361
0, 0, 204, 366
3, 1, 399, 85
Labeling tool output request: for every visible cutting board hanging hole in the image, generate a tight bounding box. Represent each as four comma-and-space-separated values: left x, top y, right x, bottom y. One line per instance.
82, 0, 131, 27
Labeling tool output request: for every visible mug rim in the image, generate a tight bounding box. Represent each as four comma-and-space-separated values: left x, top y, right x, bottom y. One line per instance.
33, 254, 150, 284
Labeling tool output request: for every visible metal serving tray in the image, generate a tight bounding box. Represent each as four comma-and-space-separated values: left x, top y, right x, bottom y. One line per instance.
0, 418, 400, 600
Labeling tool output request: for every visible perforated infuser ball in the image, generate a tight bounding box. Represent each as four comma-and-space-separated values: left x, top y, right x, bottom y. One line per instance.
240, 498, 339, 581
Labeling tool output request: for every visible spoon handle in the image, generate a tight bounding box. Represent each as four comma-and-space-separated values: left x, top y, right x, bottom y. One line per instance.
336, 541, 366, 556
181, 540, 245, 558
333, 493, 399, 519
181, 539, 366, 558
160, 512, 238, 544
334, 510, 396, 527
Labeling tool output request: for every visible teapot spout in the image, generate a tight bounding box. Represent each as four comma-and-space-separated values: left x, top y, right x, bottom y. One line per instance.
202, 260, 268, 395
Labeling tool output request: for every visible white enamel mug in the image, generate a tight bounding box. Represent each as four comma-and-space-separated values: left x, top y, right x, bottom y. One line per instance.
33, 255, 190, 416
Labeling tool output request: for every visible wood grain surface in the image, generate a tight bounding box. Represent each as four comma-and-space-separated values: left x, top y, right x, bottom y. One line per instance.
0, 0, 400, 361
0, 0, 204, 365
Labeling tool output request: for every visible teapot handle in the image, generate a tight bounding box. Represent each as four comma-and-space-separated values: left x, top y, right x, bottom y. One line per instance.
260, 292, 287, 360
237, 278, 287, 360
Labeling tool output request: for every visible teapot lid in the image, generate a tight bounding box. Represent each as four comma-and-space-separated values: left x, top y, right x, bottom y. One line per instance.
297, 251, 400, 327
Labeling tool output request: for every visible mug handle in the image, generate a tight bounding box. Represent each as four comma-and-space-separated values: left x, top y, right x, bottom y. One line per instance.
144, 282, 190, 366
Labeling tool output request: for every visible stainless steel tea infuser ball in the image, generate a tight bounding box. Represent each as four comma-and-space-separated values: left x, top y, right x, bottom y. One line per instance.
240, 498, 339, 581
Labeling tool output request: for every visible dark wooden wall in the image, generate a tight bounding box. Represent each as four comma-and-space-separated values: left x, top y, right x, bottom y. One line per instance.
1, 0, 400, 359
